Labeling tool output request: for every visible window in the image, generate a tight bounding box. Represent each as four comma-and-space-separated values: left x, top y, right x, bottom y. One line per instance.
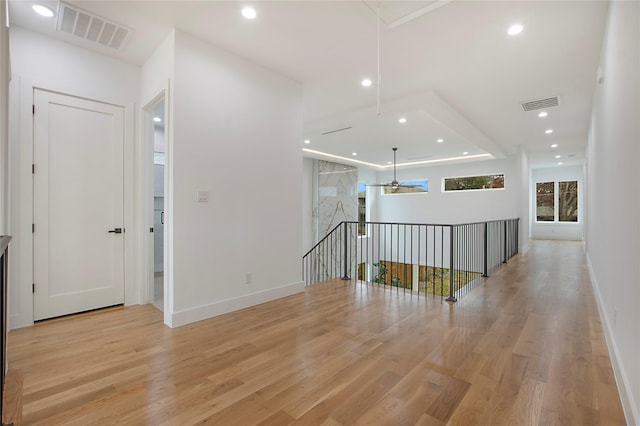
382, 179, 428, 195
357, 182, 366, 236
536, 180, 578, 222
443, 174, 504, 191
536, 182, 555, 221
559, 181, 578, 222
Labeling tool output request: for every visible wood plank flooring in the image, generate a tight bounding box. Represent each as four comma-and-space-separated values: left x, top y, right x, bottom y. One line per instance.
8, 240, 626, 425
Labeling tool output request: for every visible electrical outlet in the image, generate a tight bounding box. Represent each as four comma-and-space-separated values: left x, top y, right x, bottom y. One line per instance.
244, 272, 252, 285
196, 190, 209, 202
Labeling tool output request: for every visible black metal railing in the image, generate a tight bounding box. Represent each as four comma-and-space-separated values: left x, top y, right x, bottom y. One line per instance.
302, 219, 519, 301
1, 235, 11, 422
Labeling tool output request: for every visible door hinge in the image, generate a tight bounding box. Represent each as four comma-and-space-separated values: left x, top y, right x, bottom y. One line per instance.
32, 223, 35, 233
32, 283, 35, 293
32, 164, 35, 174
32, 104, 35, 114
150, 227, 154, 233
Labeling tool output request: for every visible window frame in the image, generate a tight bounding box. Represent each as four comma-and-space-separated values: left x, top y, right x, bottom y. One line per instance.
380, 179, 429, 196
534, 180, 579, 224
441, 173, 505, 193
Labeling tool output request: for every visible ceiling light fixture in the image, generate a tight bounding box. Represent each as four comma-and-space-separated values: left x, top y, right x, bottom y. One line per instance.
555, 155, 561, 159
507, 24, 523, 36
545, 129, 554, 134
463, 151, 469, 155
352, 152, 358, 156
538, 111, 548, 118
361, 78, 372, 87
304, 139, 311, 144
551, 144, 559, 148
557, 162, 564, 165
437, 138, 444, 143
398, 117, 407, 124
32, 4, 54, 17
153, 117, 161, 123
241, 6, 256, 19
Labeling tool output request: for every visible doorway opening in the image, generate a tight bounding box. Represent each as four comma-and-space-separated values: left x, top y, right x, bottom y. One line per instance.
149, 99, 165, 312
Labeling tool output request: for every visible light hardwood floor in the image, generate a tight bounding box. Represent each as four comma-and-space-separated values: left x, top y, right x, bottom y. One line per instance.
8, 240, 626, 425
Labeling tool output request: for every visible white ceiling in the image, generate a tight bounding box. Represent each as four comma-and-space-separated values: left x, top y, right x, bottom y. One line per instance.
8, 0, 609, 169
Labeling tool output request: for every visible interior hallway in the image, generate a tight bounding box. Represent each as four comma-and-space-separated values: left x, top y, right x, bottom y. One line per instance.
7, 240, 626, 425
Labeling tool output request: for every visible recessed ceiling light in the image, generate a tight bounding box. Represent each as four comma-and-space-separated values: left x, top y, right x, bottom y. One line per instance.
352, 152, 357, 156
153, 117, 161, 123
507, 24, 523, 36
32, 4, 54, 17
538, 111, 548, 118
241, 6, 257, 19
463, 151, 469, 155
545, 129, 553, 134
398, 118, 407, 124
387, 161, 392, 165
437, 138, 444, 143
551, 144, 559, 148
361, 78, 372, 87
304, 139, 311, 144
555, 155, 561, 158
557, 162, 564, 165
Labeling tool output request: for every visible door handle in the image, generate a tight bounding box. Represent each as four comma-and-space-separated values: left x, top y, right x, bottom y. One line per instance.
161, 211, 165, 225
108, 228, 123, 234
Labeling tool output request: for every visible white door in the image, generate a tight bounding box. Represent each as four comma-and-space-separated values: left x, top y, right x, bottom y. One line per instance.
33, 89, 125, 321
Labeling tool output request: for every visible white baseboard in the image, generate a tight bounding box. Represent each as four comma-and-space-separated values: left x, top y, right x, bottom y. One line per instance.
167, 281, 305, 328
585, 253, 639, 425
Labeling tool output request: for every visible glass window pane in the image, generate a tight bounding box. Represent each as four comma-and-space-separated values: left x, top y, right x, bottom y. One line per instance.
536, 182, 555, 221
382, 179, 428, 195
444, 174, 504, 191
559, 181, 578, 222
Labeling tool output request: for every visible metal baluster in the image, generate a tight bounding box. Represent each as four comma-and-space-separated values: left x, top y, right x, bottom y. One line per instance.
446, 226, 457, 302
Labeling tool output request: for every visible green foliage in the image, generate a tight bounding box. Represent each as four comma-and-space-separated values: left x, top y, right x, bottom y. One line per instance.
372, 262, 402, 287
445, 174, 504, 191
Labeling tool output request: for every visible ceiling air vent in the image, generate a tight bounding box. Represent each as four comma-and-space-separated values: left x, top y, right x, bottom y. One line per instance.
321, 126, 353, 136
521, 96, 560, 112
57, 2, 133, 51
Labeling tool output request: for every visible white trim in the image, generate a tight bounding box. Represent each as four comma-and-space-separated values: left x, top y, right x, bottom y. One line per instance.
141, 91, 166, 308
585, 252, 639, 426
167, 281, 305, 328
10, 76, 138, 329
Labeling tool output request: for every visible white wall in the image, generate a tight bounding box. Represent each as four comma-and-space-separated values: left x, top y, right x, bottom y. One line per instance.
517, 146, 531, 251
0, 0, 9, 234
8, 27, 141, 328
373, 157, 520, 225
530, 165, 584, 240
585, 1, 640, 424
169, 30, 303, 326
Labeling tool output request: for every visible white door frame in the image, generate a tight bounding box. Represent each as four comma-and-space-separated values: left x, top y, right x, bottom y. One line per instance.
141, 92, 166, 308
11, 78, 137, 328
141, 85, 173, 326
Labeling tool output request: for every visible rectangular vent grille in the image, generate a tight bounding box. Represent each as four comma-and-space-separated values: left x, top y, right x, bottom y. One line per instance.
57, 3, 132, 51
521, 96, 560, 112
